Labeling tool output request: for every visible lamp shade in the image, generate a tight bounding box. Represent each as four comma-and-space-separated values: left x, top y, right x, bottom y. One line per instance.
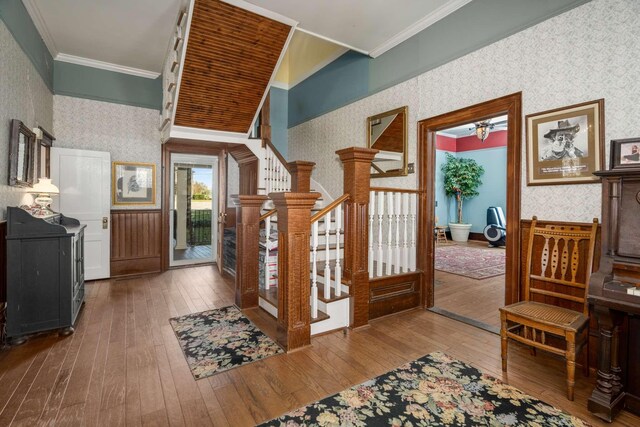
30, 178, 60, 194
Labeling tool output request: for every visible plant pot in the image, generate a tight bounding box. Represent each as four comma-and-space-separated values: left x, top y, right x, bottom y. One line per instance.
448, 223, 472, 242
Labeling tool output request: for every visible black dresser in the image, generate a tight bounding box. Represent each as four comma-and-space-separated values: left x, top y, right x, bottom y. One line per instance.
6, 207, 86, 343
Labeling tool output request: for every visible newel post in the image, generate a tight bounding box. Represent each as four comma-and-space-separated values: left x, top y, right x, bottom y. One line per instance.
336, 147, 378, 328
288, 161, 315, 192
270, 192, 320, 351
232, 195, 267, 309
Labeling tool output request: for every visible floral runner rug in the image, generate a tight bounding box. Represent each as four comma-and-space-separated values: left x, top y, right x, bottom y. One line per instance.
169, 305, 283, 379
435, 244, 506, 280
260, 352, 589, 426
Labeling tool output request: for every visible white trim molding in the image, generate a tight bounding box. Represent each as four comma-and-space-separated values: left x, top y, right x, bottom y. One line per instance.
55, 53, 160, 79
221, 0, 298, 27
270, 81, 289, 90
296, 27, 369, 56
22, 0, 58, 57
369, 0, 473, 58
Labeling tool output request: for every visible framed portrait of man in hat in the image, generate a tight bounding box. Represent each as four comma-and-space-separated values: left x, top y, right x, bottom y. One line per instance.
526, 99, 604, 185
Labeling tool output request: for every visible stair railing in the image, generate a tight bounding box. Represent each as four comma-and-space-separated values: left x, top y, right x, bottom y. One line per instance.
368, 187, 418, 278
309, 194, 349, 318
264, 140, 291, 193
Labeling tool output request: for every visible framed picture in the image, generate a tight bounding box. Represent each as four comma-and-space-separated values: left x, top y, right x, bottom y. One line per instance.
610, 137, 640, 170
112, 161, 156, 205
526, 99, 604, 186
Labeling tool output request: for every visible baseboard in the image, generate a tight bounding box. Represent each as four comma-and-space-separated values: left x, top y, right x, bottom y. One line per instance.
445, 231, 488, 242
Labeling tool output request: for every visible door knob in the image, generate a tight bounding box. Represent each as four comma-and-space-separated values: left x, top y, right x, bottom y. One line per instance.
102, 217, 109, 229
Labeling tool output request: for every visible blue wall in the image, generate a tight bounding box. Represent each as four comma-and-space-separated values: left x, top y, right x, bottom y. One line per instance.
0, 0, 53, 90
270, 87, 289, 158
288, 0, 590, 128
436, 148, 507, 233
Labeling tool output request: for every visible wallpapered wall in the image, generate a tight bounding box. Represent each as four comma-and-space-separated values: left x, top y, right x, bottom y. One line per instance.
53, 96, 162, 209
289, 0, 640, 223
0, 20, 53, 219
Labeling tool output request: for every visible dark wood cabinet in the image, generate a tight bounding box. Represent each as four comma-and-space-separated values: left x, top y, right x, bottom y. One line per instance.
6, 207, 86, 343
588, 169, 640, 422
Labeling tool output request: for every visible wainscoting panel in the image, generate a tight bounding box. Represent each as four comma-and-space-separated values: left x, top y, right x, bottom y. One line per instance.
111, 210, 162, 277
369, 272, 422, 320
0, 221, 6, 304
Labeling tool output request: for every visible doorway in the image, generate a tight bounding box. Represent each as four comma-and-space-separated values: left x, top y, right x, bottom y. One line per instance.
431, 115, 508, 332
417, 93, 522, 328
169, 153, 218, 267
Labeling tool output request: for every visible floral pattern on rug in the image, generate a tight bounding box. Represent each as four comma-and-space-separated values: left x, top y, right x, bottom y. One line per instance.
169, 306, 283, 379
435, 244, 505, 279
260, 352, 589, 427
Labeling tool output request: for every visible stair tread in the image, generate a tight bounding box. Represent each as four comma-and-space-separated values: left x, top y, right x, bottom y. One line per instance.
310, 309, 330, 324
314, 282, 350, 303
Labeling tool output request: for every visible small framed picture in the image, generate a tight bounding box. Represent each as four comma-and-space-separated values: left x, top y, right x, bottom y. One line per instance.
112, 161, 156, 205
610, 137, 640, 170
526, 99, 604, 186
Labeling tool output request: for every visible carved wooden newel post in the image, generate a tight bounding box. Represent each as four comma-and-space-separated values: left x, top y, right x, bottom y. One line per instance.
233, 195, 267, 309
288, 161, 315, 192
271, 192, 320, 351
337, 147, 378, 328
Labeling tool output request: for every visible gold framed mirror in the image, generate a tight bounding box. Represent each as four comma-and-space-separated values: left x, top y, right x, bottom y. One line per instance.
367, 106, 408, 178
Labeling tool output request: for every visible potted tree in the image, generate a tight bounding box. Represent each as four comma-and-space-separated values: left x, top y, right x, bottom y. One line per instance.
441, 153, 485, 242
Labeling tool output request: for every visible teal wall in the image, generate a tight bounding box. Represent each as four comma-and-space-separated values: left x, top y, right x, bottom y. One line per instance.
437, 148, 507, 233
270, 87, 289, 158
0, 0, 53, 90
54, 61, 162, 110
0, 0, 161, 110
289, 0, 591, 128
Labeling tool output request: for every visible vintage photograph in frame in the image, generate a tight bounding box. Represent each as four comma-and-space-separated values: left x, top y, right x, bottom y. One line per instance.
112, 161, 156, 205
526, 99, 604, 186
610, 137, 640, 170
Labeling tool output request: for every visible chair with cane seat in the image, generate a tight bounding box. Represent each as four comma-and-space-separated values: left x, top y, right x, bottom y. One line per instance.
499, 216, 598, 401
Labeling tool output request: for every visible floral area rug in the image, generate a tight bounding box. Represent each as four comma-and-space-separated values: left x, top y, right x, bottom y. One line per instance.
435, 244, 505, 279
169, 306, 283, 379
260, 352, 589, 426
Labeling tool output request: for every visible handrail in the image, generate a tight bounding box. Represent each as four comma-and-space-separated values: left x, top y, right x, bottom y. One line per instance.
259, 209, 277, 222
370, 186, 421, 194
311, 194, 349, 223
264, 137, 291, 173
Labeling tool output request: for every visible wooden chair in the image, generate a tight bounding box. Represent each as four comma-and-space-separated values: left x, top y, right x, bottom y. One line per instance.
434, 216, 448, 245
500, 216, 598, 401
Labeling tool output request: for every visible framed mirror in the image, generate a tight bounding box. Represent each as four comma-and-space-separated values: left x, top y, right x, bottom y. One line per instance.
367, 106, 408, 178
37, 126, 55, 179
9, 119, 36, 187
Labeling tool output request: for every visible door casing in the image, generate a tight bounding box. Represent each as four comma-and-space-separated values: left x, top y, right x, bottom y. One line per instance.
417, 93, 522, 308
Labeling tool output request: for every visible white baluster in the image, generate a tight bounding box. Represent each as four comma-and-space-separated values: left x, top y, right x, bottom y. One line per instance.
368, 191, 375, 278
324, 212, 331, 300
265, 215, 271, 288
402, 193, 409, 273
394, 193, 401, 274
386, 192, 393, 276
334, 203, 342, 296
376, 191, 384, 277
311, 221, 318, 319
410, 194, 417, 271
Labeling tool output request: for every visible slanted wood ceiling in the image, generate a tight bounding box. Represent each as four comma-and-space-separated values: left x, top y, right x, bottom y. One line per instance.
175, 0, 291, 133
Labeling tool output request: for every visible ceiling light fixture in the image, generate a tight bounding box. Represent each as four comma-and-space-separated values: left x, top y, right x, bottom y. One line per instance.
474, 121, 494, 142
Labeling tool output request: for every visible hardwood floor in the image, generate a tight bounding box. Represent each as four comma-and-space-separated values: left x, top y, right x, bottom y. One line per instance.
434, 241, 505, 330
173, 245, 212, 261
0, 266, 638, 426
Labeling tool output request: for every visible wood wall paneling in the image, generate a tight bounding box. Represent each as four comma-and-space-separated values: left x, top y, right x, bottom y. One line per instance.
111, 210, 162, 277
0, 221, 6, 304
174, 0, 291, 133
369, 272, 422, 320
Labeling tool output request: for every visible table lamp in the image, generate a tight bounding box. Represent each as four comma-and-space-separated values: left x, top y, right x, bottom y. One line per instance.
29, 178, 60, 216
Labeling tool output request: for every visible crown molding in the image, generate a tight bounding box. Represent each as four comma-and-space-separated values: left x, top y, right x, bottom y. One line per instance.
437, 131, 461, 139
295, 27, 369, 56
369, 0, 472, 58
55, 53, 160, 79
22, 0, 58, 57
270, 81, 289, 90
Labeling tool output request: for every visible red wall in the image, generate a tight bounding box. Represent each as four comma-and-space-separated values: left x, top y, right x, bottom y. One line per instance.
436, 129, 507, 152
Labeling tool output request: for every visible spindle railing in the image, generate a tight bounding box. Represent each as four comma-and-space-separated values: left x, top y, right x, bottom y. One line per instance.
309, 194, 349, 319
368, 187, 418, 278
265, 142, 291, 194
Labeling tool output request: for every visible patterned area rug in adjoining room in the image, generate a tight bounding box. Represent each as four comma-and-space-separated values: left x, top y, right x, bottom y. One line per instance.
169, 306, 283, 379
260, 352, 589, 427
435, 244, 505, 279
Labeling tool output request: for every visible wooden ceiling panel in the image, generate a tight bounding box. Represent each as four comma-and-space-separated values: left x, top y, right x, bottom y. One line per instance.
175, 0, 291, 133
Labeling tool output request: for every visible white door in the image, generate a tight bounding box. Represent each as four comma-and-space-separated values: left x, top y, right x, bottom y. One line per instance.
169, 153, 218, 267
51, 148, 111, 280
